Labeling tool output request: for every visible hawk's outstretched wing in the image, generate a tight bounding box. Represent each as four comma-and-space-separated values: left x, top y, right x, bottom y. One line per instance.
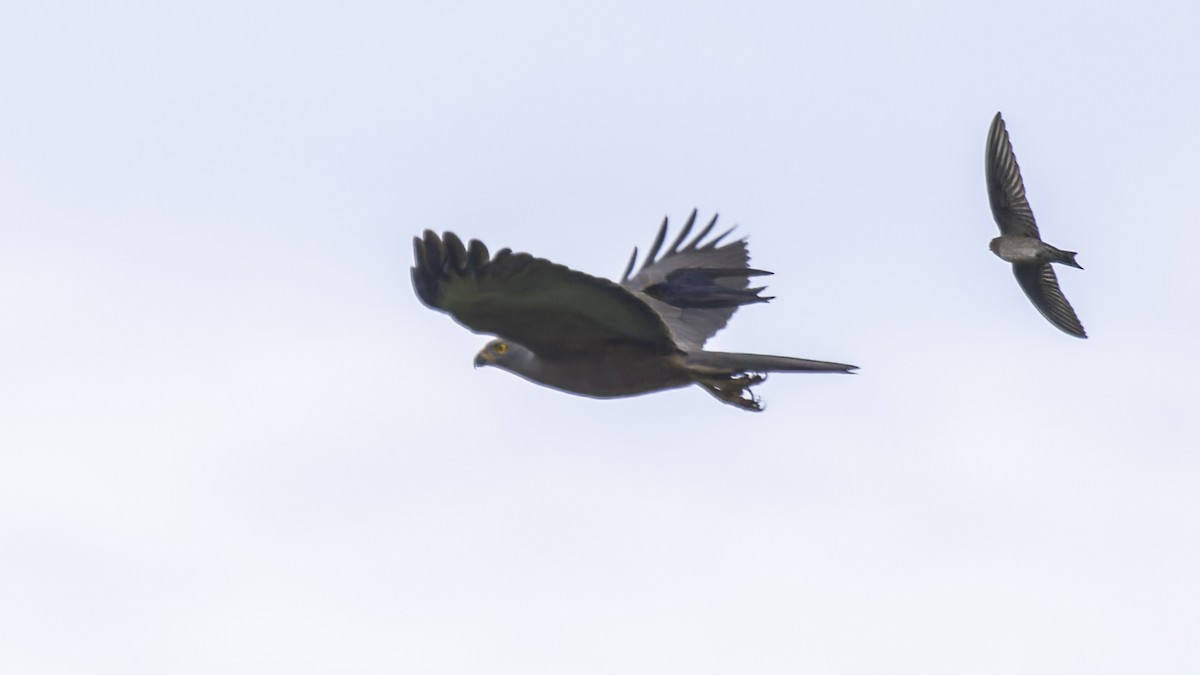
412, 231, 679, 358
620, 210, 770, 350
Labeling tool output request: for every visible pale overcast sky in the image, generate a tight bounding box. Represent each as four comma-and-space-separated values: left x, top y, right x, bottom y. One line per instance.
3, 1, 1199, 673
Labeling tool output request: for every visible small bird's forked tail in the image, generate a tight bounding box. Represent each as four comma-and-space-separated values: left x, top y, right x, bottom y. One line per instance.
1058, 249, 1084, 270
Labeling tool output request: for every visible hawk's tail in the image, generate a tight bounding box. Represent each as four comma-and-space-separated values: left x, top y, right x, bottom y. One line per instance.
684, 351, 857, 412
685, 351, 858, 374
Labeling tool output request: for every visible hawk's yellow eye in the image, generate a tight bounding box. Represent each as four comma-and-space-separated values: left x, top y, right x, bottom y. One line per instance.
494, 342, 508, 355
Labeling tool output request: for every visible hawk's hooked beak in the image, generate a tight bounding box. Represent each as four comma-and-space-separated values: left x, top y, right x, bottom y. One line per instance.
473, 351, 491, 368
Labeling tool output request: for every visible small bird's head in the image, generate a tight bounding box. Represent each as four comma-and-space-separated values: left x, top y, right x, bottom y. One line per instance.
988, 237, 1002, 255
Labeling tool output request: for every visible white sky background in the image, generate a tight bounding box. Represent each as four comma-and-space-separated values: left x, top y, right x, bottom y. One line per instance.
2, 0, 1199, 672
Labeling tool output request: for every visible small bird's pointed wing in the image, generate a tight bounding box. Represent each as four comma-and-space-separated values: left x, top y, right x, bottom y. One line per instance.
1013, 264, 1087, 338
986, 112, 1041, 238
620, 210, 768, 349
413, 231, 678, 357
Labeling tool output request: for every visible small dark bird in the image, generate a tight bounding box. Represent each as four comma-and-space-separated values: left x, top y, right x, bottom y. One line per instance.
985, 112, 1087, 338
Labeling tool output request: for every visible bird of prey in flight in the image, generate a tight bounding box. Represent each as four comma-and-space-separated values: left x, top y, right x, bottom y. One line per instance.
412, 210, 857, 411
986, 112, 1087, 338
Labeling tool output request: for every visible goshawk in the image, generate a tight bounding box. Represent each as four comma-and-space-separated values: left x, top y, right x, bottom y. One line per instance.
411, 211, 857, 411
